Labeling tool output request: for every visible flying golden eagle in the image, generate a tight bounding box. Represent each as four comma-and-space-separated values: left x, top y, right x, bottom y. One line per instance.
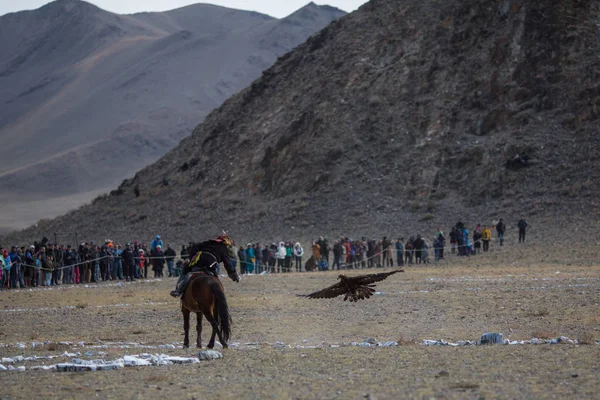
299, 269, 404, 302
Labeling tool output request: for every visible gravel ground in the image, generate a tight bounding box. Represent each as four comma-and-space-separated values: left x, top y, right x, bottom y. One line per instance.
1, 242, 599, 399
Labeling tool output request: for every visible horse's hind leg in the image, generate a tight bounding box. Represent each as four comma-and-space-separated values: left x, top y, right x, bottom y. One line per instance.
182, 307, 191, 349
196, 312, 203, 349
204, 311, 228, 349
204, 311, 217, 348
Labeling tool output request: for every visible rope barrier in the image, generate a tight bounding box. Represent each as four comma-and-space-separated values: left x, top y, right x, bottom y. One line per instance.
18, 255, 113, 272
14, 254, 178, 272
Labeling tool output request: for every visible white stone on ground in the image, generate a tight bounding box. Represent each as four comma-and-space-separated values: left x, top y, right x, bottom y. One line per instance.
198, 350, 223, 360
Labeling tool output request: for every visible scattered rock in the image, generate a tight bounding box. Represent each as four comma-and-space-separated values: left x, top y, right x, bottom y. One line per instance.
56, 362, 123, 372
436, 370, 450, 378
197, 350, 223, 361
480, 333, 503, 345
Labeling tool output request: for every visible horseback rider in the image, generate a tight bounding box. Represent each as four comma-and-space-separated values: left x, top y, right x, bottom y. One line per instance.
170, 233, 240, 298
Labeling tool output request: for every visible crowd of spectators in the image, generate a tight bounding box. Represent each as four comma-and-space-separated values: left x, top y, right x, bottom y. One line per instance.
233, 218, 526, 274
1, 218, 527, 290
0, 235, 178, 290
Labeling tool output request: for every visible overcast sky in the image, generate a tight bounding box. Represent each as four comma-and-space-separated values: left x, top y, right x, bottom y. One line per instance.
0, 0, 369, 18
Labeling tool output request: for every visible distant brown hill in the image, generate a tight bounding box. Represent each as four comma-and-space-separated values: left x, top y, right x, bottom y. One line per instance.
3, 0, 599, 246
0, 0, 345, 230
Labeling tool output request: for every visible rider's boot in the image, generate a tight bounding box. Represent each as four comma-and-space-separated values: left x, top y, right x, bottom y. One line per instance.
170, 273, 187, 297
170, 274, 183, 297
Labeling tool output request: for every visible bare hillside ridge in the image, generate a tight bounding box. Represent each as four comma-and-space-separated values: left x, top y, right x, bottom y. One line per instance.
3, 0, 599, 245
0, 0, 345, 230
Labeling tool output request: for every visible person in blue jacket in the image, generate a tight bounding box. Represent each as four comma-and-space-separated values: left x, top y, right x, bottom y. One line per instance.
1, 249, 9, 289
150, 235, 163, 251
395, 239, 404, 266
245, 244, 255, 274
463, 229, 471, 255
8, 246, 21, 289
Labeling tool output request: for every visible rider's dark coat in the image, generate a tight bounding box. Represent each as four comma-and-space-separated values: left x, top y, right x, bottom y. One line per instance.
185, 240, 235, 276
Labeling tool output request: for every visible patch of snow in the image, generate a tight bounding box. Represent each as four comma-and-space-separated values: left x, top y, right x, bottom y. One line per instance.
123, 355, 152, 367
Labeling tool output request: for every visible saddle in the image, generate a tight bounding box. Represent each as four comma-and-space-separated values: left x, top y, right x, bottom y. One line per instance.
187, 269, 219, 285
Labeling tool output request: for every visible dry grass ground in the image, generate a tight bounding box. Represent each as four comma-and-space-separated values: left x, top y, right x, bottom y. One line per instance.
0, 242, 599, 399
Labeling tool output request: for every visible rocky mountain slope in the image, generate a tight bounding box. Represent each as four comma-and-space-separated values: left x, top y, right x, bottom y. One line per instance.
0, 0, 345, 230
4, 0, 599, 245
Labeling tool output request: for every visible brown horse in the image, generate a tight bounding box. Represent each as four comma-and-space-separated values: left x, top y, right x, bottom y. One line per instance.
181, 272, 231, 349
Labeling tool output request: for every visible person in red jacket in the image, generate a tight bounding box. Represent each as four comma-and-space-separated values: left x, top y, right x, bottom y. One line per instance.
344, 238, 351, 266
138, 250, 146, 278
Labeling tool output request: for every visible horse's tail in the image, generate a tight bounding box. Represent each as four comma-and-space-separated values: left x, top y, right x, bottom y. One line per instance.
212, 283, 231, 343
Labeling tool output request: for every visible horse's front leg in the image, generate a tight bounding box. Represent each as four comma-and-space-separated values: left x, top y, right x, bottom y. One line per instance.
182, 307, 190, 348
196, 312, 203, 348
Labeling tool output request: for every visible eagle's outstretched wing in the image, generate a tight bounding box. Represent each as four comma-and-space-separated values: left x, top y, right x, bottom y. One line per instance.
298, 281, 348, 299
299, 269, 403, 301
351, 269, 404, 285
